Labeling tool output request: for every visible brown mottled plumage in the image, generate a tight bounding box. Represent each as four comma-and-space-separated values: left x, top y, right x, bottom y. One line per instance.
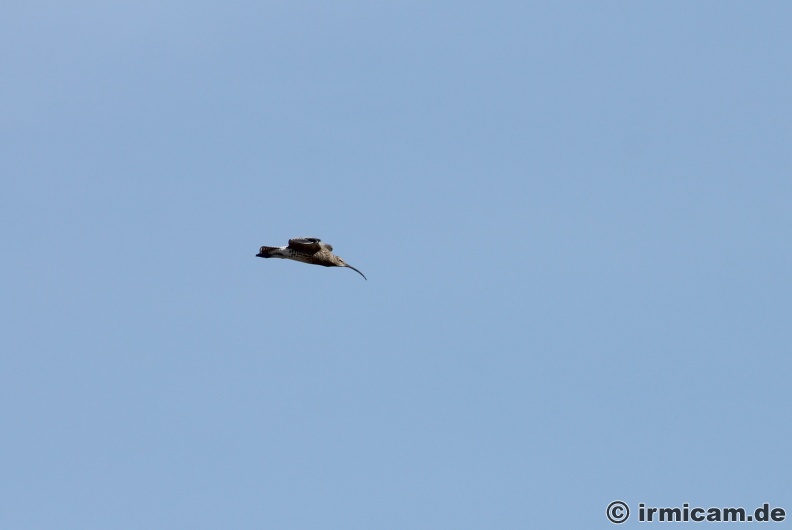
256, 237, 367, 280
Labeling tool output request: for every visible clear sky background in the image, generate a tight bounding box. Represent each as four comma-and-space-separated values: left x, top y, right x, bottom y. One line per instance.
2, 2, 791, 528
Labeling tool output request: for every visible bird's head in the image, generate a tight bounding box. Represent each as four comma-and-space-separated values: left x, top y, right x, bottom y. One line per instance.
338, 259, 367, 280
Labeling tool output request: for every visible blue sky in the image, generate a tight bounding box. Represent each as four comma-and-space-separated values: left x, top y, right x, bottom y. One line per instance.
2, 2, 791, 528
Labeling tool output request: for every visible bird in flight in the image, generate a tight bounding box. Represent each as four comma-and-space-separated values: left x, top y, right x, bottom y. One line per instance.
256, 237, 367, 280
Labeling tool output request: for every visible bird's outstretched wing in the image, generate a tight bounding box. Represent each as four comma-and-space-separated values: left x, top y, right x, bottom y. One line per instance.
288, 237, 324, 253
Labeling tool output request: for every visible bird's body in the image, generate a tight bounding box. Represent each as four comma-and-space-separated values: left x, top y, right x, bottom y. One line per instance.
256, 237, 367, 280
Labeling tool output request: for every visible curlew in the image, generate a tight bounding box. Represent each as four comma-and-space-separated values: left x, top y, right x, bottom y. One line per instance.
256, 237, 367, 280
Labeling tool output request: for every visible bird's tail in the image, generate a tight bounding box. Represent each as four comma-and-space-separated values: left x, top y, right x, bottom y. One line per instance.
256, 246, 280, 257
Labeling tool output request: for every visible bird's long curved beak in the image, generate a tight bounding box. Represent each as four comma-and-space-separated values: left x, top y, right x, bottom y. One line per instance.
346, 264, 367, 280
